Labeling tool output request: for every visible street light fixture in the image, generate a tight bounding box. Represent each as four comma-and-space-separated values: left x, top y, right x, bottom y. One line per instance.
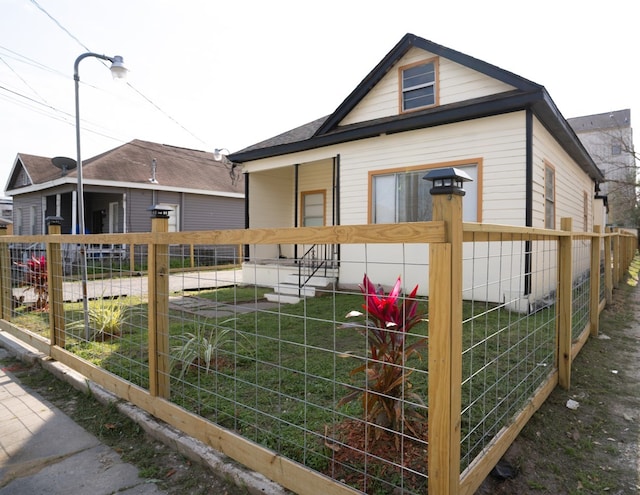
74, 52, 127, 339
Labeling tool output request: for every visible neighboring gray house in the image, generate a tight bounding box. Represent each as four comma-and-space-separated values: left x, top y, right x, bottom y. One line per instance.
0, 197, 12, 228
5, 139, 245, 236
568, 109, 637, 227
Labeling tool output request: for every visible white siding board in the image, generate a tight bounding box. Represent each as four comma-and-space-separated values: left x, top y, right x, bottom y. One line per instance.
340, 47, 515, 126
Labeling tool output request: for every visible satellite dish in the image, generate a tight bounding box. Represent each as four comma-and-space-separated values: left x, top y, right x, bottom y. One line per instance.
51, 157, 77, 176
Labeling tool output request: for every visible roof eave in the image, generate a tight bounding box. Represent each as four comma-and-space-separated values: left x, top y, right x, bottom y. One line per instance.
231, 90, 542, 162
230, 88, 604, 184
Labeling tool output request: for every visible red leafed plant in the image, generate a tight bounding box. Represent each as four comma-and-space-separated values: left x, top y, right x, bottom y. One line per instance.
339, 274, 427, 441
15, 255, 48, 310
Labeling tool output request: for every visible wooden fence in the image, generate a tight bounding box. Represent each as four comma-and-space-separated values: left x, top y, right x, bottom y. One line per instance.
0, 196, 636, 495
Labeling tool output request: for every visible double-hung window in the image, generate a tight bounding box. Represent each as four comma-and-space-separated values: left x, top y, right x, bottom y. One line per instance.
371, 163, 478, 223
301, 191, 325, 227
544, 163, 555, 229
400, 59, 437, 112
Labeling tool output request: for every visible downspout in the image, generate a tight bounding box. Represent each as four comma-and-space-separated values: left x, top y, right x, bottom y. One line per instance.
122, 192, 127, 233
524, 109, 533, 296
294, 164, 299, 260
244, 173, 249, 260
335, 154, 341, 262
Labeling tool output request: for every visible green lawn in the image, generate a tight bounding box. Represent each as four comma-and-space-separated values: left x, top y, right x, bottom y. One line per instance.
12, 285, 562, 493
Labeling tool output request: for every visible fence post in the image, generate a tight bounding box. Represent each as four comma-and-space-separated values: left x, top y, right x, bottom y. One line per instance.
148, 206, 170, 398
612, 230, 620, 289
0, 224, 11, 321
558, 217, 573, 390
46, 217, 65, 348
589, 225, 601, 337
129, 243, 135, 273
604, 228, 613, 304
424, 168, 471, 495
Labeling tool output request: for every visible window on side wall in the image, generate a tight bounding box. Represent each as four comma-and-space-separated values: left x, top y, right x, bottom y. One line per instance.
583, 191, 589, 231
544, 164, 555, 229
400, 59, 438, 112
15, 208, 22, 235
371, 163, 479, 223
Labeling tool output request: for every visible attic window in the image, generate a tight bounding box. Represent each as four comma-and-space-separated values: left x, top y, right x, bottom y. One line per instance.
400, 59, 438, 112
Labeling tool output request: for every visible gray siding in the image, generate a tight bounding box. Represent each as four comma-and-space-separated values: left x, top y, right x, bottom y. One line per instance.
183, 194, 244, 231
13, 193, 42, 235
127, 189, 154, 233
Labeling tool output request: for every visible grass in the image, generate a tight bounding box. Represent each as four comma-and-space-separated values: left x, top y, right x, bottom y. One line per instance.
11, 281, 571, 493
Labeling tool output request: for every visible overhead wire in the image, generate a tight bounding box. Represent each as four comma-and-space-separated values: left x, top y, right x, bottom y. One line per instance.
27, 0, 211, 150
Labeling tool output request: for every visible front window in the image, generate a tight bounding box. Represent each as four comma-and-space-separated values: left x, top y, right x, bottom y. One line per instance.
544, 164, 555, 228
301, 191, 325, 227
371, 163, 478, 223
400, 59, 437, 112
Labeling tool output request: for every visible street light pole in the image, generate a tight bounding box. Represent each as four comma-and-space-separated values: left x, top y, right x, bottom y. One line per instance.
74, 52, 127, 340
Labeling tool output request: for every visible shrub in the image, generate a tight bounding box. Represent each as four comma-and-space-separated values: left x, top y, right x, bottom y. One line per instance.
170, 320, 249, 379
15, 255, 48, 310
339, 274, 427, 442
68, 297, 132, 341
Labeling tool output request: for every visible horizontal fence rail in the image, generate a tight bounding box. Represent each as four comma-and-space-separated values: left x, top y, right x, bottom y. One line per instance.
0, 214, 635, 495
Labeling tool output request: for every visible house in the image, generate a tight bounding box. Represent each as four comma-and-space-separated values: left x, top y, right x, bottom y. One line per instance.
227, 33, 606, 305
6, 139, 244, 236
0, 197, 12, 230
568, 109, 636, 227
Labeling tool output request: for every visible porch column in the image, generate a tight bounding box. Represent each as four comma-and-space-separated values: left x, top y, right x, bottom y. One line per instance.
71, 190, 77, 234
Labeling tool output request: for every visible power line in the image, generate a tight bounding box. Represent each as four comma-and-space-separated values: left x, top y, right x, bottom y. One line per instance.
27, 0, 210, 149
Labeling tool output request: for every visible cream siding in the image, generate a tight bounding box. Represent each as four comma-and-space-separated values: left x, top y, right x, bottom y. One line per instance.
249, 167, 294, 260
340, 47, 515, 126
531, 118, 595, 230
338, 112, 528, 226
297, 159, 334, 225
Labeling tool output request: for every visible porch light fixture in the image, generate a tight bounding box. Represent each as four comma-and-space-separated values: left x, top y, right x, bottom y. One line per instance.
74, 52, 127, 340
423, 167, 473, 196
213, 148, 241, 185
148, 204, 171, 219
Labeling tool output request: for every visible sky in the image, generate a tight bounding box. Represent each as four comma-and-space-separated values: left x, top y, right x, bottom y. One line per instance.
1, 0, 638, 196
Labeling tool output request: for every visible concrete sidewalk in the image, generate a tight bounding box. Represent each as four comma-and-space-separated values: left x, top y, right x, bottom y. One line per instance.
0, 346, 166, 495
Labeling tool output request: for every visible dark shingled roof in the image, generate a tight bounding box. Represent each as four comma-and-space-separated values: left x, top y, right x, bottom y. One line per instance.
10, 140, 243, 195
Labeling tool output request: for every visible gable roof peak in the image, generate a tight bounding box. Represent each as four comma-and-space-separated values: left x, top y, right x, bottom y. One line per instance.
314, 33, 542, 137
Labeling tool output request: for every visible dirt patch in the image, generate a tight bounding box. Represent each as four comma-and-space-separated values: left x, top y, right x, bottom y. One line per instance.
477, 267, 640, 494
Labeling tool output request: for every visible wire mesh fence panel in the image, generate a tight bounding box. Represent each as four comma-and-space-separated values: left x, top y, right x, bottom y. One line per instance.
166, 242, 430, 494
2, 223, 632, 495
571, 237, 591, 340
9, 242, 51, 337
60, 242, 150, 387
460, 234, 558, 472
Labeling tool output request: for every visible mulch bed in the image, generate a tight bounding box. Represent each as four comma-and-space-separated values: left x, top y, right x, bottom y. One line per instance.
323, 419, 428, 493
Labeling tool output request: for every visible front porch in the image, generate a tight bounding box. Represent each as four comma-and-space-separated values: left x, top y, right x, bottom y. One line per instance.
242, 243, 339, 304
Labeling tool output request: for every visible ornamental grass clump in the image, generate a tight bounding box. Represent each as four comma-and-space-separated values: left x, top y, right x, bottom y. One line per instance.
339, 274, 427, 441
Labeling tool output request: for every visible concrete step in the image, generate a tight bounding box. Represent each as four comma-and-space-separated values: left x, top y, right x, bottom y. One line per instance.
284, 274, 336, 288
264, 292, 302, 304
274, 283, 316, 297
